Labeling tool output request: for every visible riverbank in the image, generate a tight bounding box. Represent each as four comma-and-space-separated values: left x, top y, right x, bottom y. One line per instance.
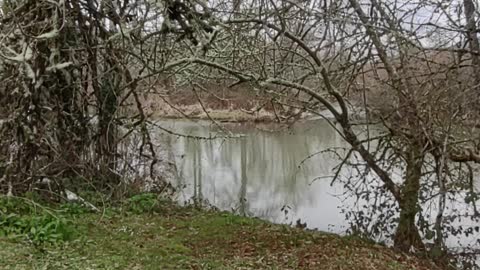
138, 87, 309, 123
0, 197, 440, 270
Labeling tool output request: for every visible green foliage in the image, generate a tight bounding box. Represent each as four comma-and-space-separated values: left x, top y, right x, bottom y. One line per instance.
0, 196, 74, 244
0, 213, 73, 244
126, 193, 159, 214
1, 203, 439, 270
60, 202, 92, 216
0, 196, 34, 214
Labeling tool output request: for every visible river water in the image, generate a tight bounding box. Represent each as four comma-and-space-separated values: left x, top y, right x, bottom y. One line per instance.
154, 119, 376, 233
152, 118, 480, 248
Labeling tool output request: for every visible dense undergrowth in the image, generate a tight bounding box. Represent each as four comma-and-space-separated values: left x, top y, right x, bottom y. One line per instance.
0, 193, 442, 270
0, 196, 73, 245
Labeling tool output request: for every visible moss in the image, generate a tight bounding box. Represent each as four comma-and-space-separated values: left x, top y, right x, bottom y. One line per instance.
0, 202, 440, 270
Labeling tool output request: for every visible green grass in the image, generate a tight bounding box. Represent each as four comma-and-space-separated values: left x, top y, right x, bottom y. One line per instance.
0, 200, 440, 270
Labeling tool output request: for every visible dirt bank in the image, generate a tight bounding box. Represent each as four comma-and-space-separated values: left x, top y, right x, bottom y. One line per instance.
137, 85, 308, 122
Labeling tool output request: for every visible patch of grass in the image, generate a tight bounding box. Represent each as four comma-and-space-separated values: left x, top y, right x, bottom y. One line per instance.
0, 196, 74, 244
0, 198, 441, 270
125, 193, 159, 214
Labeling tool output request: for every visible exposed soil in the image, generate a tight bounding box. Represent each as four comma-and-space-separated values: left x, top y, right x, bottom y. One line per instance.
137, 85, 307, 122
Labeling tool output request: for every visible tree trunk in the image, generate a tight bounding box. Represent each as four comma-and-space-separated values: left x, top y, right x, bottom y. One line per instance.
464, 0, 480, 85
239, 138, 248, 216
394, 144, 425, 252
97, 73, 118, 184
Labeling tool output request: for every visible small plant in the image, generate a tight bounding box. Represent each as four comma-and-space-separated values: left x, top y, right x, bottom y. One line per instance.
60, 202, 92, 216
0, 196, 34, 214
0, 213, 73, 243
126, 193, 159, 214
0, 196, 74, 244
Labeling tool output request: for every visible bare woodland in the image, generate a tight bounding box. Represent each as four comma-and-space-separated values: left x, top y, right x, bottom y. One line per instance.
1, 0, 480, 268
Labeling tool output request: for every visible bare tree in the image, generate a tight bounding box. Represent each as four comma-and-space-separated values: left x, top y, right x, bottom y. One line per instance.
2, 0, 480, 267
152, 0, 480, 265
0, 0, 171, 196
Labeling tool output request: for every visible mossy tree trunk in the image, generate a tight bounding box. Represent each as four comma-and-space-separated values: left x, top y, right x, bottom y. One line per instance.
394, 143, 425, 252
96, 54, 121, 187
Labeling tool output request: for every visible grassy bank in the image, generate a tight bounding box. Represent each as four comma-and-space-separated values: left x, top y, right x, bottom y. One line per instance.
0, 196, 439, 270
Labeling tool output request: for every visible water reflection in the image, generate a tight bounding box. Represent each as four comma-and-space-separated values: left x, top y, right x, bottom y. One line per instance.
155, 119, 351, 233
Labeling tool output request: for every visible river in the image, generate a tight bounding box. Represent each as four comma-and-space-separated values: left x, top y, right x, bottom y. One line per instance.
153, 119, 375, 233
152, 118, 480, 249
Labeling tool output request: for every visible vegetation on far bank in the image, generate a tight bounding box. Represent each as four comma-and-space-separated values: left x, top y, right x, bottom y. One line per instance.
0, 194, 441, 270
